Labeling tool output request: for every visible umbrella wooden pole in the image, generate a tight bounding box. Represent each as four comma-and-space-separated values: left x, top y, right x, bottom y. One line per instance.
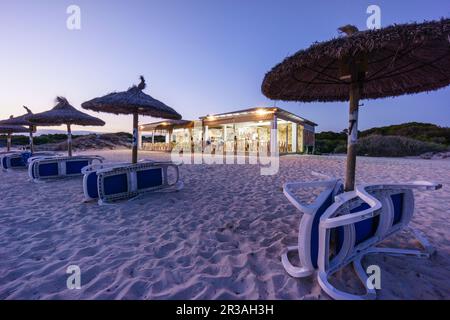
345, 79, 360, 192
132, 112, 139, 163
6, 133, 11, 152
67, 124, 73, 157
29, 126, 34, 153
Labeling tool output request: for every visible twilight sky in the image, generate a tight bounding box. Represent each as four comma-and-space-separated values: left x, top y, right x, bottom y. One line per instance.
0, 0, 449, 133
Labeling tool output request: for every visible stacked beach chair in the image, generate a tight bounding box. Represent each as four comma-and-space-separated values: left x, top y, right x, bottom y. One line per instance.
1, 151, 60, 171
82, 161, 183, 205
281, 177, 441, 299
28, 155, 104, 182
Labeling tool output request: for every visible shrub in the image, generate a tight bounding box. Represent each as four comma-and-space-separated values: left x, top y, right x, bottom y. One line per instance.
356, 135, 448, 157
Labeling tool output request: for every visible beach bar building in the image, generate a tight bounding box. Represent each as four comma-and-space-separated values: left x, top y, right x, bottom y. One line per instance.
139, 107, 316, 155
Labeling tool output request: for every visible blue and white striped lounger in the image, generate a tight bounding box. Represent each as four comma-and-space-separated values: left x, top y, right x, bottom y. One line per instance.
316, 181, 442, 300
1, 151, 58, 171
1, 152, 30, 170
82, 160, 183, 205
28, 155, 104, 182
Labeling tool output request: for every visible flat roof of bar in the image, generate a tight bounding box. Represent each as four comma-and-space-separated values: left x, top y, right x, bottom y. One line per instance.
140, 119, 193, 130
140, 106, 317, 130
200, 107, 317, 126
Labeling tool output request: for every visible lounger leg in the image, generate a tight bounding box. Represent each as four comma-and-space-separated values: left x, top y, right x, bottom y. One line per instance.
174, 180, 184, 191
368, 247, 430, 258
368, 227, 435, 259
317, 260, 376, 300
127, 193, 145, 202
281, 246, 314, 278
410, 227, 436, 256
352, 256, 377, 299
319, 227, 435, 299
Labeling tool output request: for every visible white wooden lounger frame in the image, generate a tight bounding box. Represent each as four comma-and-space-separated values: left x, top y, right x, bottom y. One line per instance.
28, 155, 104, 182
317, 181, 442, 300
83, 161, 184, 205
281, 178, 344, 277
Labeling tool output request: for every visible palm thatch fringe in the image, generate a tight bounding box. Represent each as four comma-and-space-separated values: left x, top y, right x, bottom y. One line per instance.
262, 18, 450, 102
0, 124, 29, 134
81, 76, 182, 120
28, 97, 105, 126
0, 106, 35, 126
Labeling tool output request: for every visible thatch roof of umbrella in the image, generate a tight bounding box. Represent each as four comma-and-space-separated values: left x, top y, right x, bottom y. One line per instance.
0, 124, 29, 152
262, 18, 450, 192
28, 97, 106, 127
81, 76, 182, 120
0, 106, 35, 126
27, 97, 105, 157
0, 124, 29, 134
262, 18, 450, 102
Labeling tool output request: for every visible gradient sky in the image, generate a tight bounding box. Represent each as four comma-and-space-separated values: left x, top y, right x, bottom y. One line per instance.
1, 0, 449, 133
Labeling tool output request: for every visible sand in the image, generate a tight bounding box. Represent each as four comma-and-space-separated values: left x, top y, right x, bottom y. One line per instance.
0, 149, 449, 300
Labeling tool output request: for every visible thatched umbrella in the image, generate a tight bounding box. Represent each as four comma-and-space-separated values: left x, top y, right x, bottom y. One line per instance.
0, 106, 37, 152
0, 124, 29, 152
81, 76, 182, 163
262, 18, 450, 191
28, 97, 105, 156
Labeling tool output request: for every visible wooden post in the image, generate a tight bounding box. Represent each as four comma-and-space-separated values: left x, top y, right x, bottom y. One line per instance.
202, 124, 207, 154
270, 114, 278, 156
345, 70, 362, 191
223, 125, 227, 157
292, 123, 297, 153
233, 123, 237, 156
6, 133, 11, 152
67, 124, 72, 157
29, 126, 34, 153
285, 124, 289, 153
168, 128, 173, 152
132, 112, 139, 163
189, 128, 194, 154
257, 132, 260, 158
137, 126, 143, 150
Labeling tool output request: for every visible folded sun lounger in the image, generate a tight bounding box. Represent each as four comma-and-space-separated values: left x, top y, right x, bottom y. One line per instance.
316, 181, 442, 300
1, 151, 58, 171
28, 155, 104, 182
1, 152, 29, 170
281, 178, 344, 277
82, 160, 183, 205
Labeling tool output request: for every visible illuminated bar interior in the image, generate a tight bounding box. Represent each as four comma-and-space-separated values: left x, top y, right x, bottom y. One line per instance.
139, 107, 316, 154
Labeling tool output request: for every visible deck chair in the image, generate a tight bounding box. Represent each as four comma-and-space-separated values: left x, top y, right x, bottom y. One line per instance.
1, 151, 57, 171
1, 152, 27, 170
81, 160, 163, 201
82, 160, 183, 205
28, 155, 104, 182
82, 162, 134, 201
317, 181, 442, 300
281, 178, 344, 277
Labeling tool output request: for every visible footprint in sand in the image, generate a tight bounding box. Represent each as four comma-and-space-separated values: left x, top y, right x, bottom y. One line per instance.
215, 232, 233, 243
154, 242, 177, 258
75, 246, 99, 258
